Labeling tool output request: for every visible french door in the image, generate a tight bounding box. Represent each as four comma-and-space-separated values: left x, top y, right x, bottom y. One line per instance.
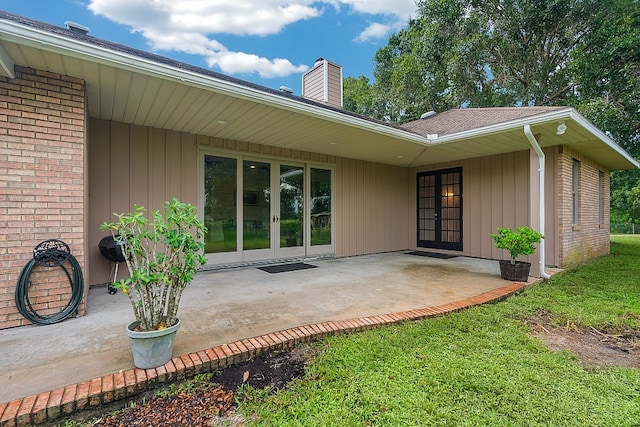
201, 152, 333, 264
417, 167, 463, 251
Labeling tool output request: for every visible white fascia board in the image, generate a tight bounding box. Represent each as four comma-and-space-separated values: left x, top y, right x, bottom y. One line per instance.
567, 110, 640, 169
427, 107, 639, 169
0, 18, 429, 146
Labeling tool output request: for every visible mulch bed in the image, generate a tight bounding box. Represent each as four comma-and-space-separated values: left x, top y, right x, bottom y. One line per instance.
91, 345, 316, 427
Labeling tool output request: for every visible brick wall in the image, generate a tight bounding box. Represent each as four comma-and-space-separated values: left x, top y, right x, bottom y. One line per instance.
0, 66, 86, 329
557, 145, 610, 267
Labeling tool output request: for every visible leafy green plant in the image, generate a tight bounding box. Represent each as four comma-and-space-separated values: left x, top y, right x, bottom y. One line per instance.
101, 198, 207, 331
490, 226, 543, 264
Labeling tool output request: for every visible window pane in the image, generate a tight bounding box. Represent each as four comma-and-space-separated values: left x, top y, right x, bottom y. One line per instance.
311, 168, 332, 246
204, 155, 237, 253
243, 160, 271, 250
280, 165, 304, 248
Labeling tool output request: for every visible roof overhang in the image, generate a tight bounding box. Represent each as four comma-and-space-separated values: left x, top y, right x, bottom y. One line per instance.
0, 12, 637, 171
413, 108, 639, 170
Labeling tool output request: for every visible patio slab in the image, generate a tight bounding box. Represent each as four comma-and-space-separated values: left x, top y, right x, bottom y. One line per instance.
0, 252, 525, 407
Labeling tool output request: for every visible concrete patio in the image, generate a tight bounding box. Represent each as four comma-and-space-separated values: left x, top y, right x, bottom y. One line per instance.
0, 251, 534, 424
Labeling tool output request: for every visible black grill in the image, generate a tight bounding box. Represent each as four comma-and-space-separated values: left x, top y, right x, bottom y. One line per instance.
98, 235, 126, 263
98, 235, 126, 294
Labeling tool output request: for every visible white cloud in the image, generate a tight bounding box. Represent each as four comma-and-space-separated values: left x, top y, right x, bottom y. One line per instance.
354, 22, 393, 42
87, 0, 417, 77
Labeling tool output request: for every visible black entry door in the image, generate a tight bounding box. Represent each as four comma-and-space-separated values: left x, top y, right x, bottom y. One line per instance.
417, 168, 463, 251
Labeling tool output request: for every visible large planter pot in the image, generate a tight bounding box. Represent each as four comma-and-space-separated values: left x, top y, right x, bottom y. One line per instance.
499, 260, 531, 282
125, 319, 181, 369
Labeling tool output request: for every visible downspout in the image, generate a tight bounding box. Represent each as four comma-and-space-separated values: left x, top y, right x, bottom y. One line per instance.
524, 125, 551, 279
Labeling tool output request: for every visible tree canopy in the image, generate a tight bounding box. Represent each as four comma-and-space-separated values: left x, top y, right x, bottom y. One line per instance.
343, 0, 640, 223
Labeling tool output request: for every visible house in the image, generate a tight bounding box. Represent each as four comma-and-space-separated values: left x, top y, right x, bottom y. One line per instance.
0, 11, 637, 330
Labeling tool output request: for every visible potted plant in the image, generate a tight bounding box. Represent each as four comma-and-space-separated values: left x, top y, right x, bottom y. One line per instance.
490, 226, 543, 282
101, 198, 207, 369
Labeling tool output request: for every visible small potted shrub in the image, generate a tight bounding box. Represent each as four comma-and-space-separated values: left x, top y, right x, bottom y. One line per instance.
490, 226, 543, 282
101, 198, 207, 369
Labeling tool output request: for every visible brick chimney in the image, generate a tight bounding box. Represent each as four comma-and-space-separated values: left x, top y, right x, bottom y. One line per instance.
302, 58, 343, 108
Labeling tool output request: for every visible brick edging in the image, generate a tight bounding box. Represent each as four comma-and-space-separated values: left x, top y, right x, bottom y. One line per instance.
0, 282, 526, 427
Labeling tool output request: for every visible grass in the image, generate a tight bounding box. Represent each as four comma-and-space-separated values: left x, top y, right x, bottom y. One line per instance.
236, 235, 640, 426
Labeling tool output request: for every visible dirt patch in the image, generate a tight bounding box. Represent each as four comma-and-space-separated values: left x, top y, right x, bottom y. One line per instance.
529, 312, 640, 369
86, 344, 317, 427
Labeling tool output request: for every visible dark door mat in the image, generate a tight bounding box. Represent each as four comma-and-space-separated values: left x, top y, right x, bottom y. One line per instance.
258, 262, 317, 274
405, 251, 457, 259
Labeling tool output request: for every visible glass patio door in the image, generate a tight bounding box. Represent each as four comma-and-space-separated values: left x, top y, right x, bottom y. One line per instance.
202, 154, 320, 264
417, 167, 463, 251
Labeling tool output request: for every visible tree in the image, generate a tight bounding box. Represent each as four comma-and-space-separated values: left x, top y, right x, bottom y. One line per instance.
345, 0, 598, 123
570, 0, 640, 224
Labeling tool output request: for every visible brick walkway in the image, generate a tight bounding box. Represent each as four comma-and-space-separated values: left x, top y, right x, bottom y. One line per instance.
0, 282, 526, 427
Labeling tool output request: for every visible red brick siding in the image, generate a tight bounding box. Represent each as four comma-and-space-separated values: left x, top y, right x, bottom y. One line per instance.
557, 145, 610, 267
0, 66, 86, 329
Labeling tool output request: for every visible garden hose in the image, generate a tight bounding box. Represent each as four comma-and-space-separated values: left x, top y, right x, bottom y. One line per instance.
15, 239, 84, 325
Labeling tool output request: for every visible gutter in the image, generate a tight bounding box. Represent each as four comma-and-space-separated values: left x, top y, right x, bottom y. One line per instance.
524, 124, 551, 280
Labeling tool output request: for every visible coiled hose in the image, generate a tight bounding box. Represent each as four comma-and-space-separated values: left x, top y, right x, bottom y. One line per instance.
15, 239, 84, 325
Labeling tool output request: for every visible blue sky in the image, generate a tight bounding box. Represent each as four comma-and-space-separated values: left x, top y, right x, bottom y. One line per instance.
1, 0, 417, 94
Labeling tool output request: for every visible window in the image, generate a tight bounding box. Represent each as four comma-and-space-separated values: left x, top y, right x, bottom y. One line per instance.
572, 159, 580, 224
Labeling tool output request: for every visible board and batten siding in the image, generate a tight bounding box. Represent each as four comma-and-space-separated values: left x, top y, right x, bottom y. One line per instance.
409, 148, 559, 271
334, 158, 411, 257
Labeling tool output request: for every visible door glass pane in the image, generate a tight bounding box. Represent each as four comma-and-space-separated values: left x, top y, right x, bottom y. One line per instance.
243, 160, 271, 250
441, 172, 461, 243
280, 165, 304, 248
311, 168, 331, 246
204, 155, 237, 253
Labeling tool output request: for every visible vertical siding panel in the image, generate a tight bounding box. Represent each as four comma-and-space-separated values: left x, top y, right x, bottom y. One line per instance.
357, 160, 365, 254
408, 167, 417, 250
130, 125, 149, 208
182, 133, 198, 205
88, 118, 112, 284
166, 130, 182, 200
479, 157, 493, 258
502, 152, 516, 229
348, 158, 358, 255
336, 157, 346, 256
110, 121, 130, 214
490, 155, 503, 243
462, 158, 480, 256
149, 128, 167, 211
514, 151, 530, 228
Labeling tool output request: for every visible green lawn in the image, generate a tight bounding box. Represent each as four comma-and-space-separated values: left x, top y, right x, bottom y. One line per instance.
236, 236, 640, 426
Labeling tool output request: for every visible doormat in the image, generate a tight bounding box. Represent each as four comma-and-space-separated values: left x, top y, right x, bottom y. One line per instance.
258, 262, 317, 274
405, 251, 457, 259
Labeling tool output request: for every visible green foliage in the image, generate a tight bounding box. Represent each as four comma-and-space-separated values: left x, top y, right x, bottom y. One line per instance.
237, 238, 640, 426
490, 226, 543, 264
101, 198, 207, 331
344, 0, 599, 123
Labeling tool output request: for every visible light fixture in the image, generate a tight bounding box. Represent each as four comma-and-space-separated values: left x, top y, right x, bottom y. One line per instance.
328, 141, 337, 145
556, 122, 567, 135
216, 119, 228, 125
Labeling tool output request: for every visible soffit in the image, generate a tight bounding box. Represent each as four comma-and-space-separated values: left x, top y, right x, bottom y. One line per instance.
0, 20, 636, 171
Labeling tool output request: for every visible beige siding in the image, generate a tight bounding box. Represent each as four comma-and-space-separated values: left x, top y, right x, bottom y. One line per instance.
88, 119, 339, 285
89, 119, 203, 286
302, 60, 342, 108
334, 159, 410, 257
326, 62, 342, 108
409, 148, 559, 269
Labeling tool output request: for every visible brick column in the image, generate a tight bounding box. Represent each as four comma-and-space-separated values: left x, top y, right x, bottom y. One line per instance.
0, 66, 86, 329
